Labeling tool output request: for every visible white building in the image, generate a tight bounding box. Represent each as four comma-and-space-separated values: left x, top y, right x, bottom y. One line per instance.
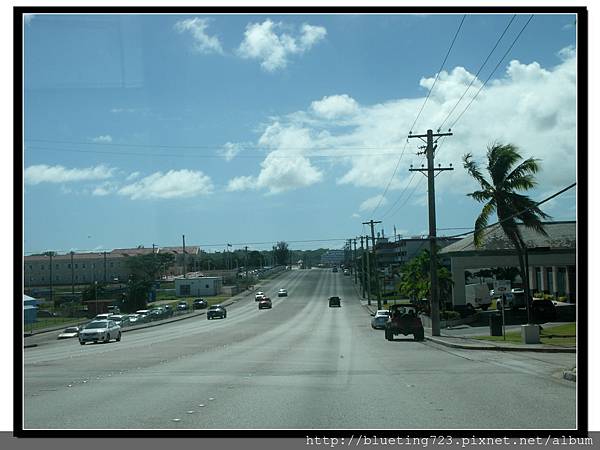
175, 276, 223, 297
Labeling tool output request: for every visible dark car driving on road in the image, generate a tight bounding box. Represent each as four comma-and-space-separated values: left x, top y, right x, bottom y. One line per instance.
328, 296, 341, 307
258, 297, 272, 309
193, 298, 208, 310
207, 304, 227, 320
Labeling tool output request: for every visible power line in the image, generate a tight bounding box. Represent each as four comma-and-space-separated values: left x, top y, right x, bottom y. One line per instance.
448, 14, 534, 130
370, 14, 466, 217
25, 145, 402, 160
436, 14, 517, 132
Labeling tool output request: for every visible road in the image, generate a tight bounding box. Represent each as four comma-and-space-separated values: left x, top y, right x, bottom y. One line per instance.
23, 268, 576, 429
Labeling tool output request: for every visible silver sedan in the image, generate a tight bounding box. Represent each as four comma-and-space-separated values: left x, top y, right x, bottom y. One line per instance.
79, 320, 122, 345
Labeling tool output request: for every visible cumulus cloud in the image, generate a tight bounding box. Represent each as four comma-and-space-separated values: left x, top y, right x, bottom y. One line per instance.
25, 164, 116, 185
237, 19, 326, 72
92, 182, 118, 196
311, 95, 359, 119
236, 48, 576, 200
126, 171, 141, 181
359, 195, 388, 212
174, 17, 223, 54
118, 169, 214, 200
92, 135, 112, 143
226, 175, 256, 192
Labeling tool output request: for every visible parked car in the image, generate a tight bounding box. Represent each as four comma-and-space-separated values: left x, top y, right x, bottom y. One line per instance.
370, 310, 390, 329
163, 305, 174, 317
277, 289, 288, 297
127, 314, 141, 324
258, 297, 272, 309
176, 301, 189, 311
149, 307, 166, 321
193, 298, 208, 310
207, 305, 227, 320
531, 299, 557, 322
328, 296, 341, 307
36, 309, 57, 318
57, 326, 80, 339
79, 320, 121, 345
93, 313, 112, 321
108, 314, 129, 327
135, 310, 152, 323
385, 305, 424, 341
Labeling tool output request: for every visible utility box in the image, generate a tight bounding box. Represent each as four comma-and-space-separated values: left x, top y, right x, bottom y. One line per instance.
521, 324, 540, 344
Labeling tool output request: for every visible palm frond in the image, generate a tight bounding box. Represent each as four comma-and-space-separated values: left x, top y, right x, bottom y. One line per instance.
463, 153, 492, 191
467, 189, 492, 203
473, 201, 495, 247
487, 143, 522, 187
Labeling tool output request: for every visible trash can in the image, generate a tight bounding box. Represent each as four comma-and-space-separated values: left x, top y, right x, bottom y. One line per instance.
489, 314, 502, 336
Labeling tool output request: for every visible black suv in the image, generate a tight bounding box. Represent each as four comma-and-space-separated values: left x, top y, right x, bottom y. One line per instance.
207, 305, 227, 320
193, 298, 208, 310
328, 296, 341, 307
531, 299, 557, 322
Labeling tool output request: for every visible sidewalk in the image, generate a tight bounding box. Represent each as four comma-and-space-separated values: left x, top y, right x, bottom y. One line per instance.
359, 298, 575, 354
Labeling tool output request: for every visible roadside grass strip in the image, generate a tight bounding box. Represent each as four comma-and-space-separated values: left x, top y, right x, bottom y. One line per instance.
473, 323, 576, 346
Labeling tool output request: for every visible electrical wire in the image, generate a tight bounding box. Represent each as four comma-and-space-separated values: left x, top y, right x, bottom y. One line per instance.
370, 14, 467, 217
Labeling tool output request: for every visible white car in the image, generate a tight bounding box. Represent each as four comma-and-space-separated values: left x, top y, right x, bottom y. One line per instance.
370, 310, 390, 329
278, 289, 288, 297
57, 326, 80, 339
255, 291, 266, 301
79, 320, 121, 345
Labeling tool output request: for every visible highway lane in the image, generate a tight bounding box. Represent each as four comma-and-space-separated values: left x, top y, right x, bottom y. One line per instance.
23, 268, 576, 430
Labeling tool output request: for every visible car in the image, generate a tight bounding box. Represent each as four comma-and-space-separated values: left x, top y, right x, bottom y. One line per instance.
176, 301, 189, 311
108, 314, 129, 327
135, 310, 152, 323
127, 314, 141, 324
57, 326, 80, 339
277, 289, 288, 297
149, 307, 166, 321
255, 291, 265, 301
207, 305, 227, 320
343, 269, 350, 276
258, 297, 272, 309
385, 305, 424, 341
163, 305, 174, 317
93, 313, 112, 321
370, 310, 390, 329
328, 296, 341, 307
79, 320, 121, 345
332, 267, 338, 273
193, 298, 208, 310
531, 299, 557, 323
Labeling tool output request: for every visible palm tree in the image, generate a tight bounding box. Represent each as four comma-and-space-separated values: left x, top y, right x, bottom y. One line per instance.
463, 143, 550, 323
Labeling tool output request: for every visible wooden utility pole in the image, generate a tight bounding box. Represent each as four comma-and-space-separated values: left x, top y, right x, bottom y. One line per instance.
353, 238, 358, 284
244, 246, 249, 279
363, 220, 382, 310
364, 235, 371, 305
182, 235, 186, 278
408, 129, 453, 336
360, 236, 366, 298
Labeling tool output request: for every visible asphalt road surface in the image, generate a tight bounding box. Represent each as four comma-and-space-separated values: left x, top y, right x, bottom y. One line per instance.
23, 268, 576, 430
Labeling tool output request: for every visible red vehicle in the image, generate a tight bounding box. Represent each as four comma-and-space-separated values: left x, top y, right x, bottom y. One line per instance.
258, 297, 272, 309
385, 305, 425, 341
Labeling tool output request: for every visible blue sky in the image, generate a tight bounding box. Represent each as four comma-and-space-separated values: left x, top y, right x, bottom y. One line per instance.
23, 13, 578, 254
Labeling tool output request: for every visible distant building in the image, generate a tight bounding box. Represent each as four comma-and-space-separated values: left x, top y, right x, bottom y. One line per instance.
175, 276, 223, 297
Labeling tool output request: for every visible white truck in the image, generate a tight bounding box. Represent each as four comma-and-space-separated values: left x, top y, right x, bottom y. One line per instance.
464, 283, 492, 310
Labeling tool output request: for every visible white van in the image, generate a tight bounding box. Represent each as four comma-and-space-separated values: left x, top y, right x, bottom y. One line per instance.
464, 284, 492, 310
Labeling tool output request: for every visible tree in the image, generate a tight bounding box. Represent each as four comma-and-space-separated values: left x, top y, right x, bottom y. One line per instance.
274, 241, 290, 266
398, 249, 453, 312
121, 253, 175, 312
463, 142, 550, 322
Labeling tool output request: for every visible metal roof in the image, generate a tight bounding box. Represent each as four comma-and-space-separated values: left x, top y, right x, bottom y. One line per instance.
440, 221, 576, 255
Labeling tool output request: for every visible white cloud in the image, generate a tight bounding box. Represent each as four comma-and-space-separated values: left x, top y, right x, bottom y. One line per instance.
359, 195, 388, 212
351, 213, 360, 218
110, 108, 138, 114
92, 135, 112, 143
92, 182, 116, 196
220, 142, 245, 162
311, 95, 359, 119
25, 164, 116, 185
237, 19, 326, 72
240, 50, 576, 200
118, 169, 214, 200
226, 175, 256, 192
175, 17, 223, 54
126, 171, 141, 181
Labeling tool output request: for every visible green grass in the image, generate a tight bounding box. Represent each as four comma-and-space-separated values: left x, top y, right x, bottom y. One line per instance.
473, 323, 576, 346
26, 317, 84, 332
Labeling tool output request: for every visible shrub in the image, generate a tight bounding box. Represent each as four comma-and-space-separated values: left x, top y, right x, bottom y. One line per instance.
558, 296, 568, 302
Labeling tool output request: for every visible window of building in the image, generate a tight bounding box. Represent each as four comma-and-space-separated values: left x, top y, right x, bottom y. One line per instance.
110, 262, 114, 267
546, 268, 554, 293
535, 267, 542, 291
557, 267, 567, 296
75, 264, 78, 269
56, 264, 60, 269
206, 284, 210, 289
82, 263, 86, 269
75, 275, 79, 280
41, 277, 45, 281
28, 265, 33, 270
67, 263, 71, 269
41, 265, 44, 270
180, 284, 190, 295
